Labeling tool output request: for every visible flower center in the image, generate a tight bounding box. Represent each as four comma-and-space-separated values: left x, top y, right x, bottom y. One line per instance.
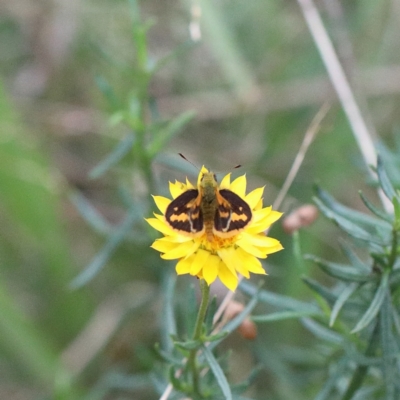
199, 234, 237, 254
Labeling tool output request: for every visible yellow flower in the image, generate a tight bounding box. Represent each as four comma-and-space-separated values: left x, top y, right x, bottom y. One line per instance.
146, 167, 283, 291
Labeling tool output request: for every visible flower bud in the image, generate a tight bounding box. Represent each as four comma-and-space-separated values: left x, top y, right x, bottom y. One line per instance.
282, 204, 319, 234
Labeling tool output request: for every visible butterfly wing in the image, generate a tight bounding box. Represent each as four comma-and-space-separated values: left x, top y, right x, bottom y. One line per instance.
214, 189, 252, 237
165, 189, 204, 235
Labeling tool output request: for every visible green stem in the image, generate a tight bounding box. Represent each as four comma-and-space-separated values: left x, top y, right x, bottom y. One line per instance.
341, 321, 380, 400
187, 279, 210, 396
387, 227, 398, 271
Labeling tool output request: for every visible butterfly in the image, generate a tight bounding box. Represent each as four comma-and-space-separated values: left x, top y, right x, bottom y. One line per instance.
165, 171, 252, 242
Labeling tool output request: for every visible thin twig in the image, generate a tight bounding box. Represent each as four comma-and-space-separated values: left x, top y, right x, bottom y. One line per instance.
273, 102, 330, 210
296, 0, 392, 213
213, 103, 329, 327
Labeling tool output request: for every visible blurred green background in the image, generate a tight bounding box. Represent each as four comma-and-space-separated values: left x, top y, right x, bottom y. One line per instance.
1, 0, 399, 398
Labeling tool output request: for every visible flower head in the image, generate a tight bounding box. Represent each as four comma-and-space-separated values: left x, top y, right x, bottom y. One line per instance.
146, 167, 283, 291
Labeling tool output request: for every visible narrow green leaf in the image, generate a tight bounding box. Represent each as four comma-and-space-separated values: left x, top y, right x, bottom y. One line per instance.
202, 345, 232, 400
379, 290, 396, 399
391, 307, 400, 336
161, 272, 177, 353
147, 111, 195, 157
292, 230, 306, 273
89, 134, 135, 179
351, 272, 389, 333
301, 318, 343, 344
377, 156, 397, 201
314, 197, 387, 246
393, 197, 400, 230
70, 192, 111, 234
350, 387, 379, 400
153, 40, 196, 73
168, 365, 184, 391
252, 310, 320, 323
0, 282, 59, 385
316, 186, 390, 230
94, 75, 120, 110
101, 371, 151, 392
302, 276, 337, 305
174, 339, 202, 351
314, 358, 348, 400
330, 283, 359, 327
154, 343, 182, 365
205, 296, 218, 332
184, 283, 198, 338
359, 191, 393, 223
69, 209, 137, 289
240, 280, 319, 313
338, 239, 370, 272
305, 255, 373, 283
203, 331, 229, 342
342, 323, 380, 400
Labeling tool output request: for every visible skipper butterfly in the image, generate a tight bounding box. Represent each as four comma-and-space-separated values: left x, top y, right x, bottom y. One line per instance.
165, 171, 252, 242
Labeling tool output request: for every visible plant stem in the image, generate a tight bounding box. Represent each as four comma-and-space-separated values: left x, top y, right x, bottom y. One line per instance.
387, 227, 398, 271
188, 279, 210, 395
341, 321, 380, 400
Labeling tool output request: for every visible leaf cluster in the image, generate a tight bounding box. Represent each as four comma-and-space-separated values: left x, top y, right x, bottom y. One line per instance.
300, 156, 400, 400
153, 279, 262, 400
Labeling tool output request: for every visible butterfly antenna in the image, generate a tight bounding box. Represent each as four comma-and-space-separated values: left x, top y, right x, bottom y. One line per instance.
179, 153, 199, 171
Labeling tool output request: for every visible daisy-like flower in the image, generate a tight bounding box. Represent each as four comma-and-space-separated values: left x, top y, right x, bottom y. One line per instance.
146, 167, 283, 291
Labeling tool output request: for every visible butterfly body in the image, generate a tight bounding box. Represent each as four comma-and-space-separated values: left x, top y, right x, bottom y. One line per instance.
165, 171, 252, 242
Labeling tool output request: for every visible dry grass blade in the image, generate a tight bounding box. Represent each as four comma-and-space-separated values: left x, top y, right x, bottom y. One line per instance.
273, 102, 330, 211
296, 0, 392, 212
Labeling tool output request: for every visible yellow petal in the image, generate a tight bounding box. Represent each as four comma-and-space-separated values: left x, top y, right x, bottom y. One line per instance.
217, 247, 254, 278
258, 241, 284, 255
156, 235, 193, 244
169, 181, 185, 199
247, 209, 283, 233
161, 241, 199, 260
230, 249, 250, 278
153, 195, 171, 214
203, 254, 220, 285
251, 206, 272, 224
190, 248, 211, 276
235, 236, 268, 258
245, 187, 264, 210
217, 247, 239, 275
151, 239, 177, 253
197, 166, 209, 186
236, 247, 266, 274
218, 262, 238, 291
230, 174, 247, 197
186, 177, 195, 189
145, 217, 176, 236
219, 173, 231, 189
240, 232, 281, 248
254, 197, 263, 210
261, 210, 283, 226
176, 254, 195, 275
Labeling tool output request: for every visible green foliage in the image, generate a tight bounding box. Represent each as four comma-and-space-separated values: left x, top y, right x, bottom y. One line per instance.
302, 158, 400, 399
2, 0, 400, 399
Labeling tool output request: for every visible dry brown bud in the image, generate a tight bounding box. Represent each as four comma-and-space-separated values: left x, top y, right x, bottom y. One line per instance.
238, 318, 258, 340
282, 204, 319, 234
223, 300, 258, 340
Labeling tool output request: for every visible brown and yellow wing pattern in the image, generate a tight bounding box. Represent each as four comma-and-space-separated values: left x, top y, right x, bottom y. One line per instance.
165, 189, 204, 235
214, 189, 252, 237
